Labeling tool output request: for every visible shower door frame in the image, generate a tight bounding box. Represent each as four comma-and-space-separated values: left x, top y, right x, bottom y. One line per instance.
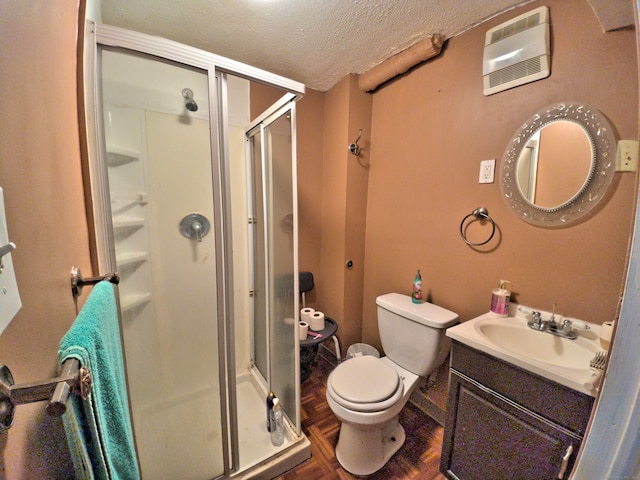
83, 22, 305, 477
245, 96, 301, 434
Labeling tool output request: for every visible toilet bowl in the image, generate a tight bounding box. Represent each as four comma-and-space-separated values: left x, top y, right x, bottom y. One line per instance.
326, 356, 419, 476
326, 293, 458, 476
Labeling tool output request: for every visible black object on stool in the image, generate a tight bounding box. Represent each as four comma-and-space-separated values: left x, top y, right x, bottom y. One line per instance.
299, 271, 314, 308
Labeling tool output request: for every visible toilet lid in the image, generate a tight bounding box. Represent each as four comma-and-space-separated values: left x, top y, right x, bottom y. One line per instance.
329, 356, 400, 404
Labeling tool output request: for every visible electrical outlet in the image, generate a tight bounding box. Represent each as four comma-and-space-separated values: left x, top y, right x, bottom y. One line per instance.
479, 159, 495, 183
616, 140, 639, 172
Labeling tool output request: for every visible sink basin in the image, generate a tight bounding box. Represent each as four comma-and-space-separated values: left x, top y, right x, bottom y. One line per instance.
446, 309, 604, 396
475, 319, 599, 369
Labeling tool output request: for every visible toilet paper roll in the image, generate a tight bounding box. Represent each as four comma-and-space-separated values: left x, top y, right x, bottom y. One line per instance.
299, 321, 309, 339
584, 369, 603, 392
309, 311, 325, 331
300, 308, 315, 324
600, 321, 614, 349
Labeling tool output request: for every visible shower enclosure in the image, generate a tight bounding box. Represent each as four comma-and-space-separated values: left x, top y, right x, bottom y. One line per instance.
83, 23, 308, 479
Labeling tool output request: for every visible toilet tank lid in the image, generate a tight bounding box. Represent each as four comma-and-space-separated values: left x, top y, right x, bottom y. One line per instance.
376, 293, 458, 328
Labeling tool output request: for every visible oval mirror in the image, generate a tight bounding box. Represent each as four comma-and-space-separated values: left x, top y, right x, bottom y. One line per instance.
501, 103, 616, 227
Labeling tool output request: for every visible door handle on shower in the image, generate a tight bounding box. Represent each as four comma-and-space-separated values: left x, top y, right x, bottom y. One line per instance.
179, 213, 211, 242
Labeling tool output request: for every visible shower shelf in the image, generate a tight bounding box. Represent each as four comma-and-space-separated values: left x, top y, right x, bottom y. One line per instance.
111, 193, 149, 206
112, 217, 145, 230
120, 293, 151, 312
116, 252, 148, 268
106, 147, 139, 166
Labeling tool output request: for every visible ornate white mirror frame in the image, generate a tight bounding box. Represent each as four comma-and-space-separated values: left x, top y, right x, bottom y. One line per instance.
500, 102, 616, 227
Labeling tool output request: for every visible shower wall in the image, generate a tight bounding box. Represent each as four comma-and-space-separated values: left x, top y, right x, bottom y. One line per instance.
143, 109, 222, 480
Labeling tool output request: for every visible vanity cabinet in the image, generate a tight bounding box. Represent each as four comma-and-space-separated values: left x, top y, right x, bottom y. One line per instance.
440, 342, 594, 480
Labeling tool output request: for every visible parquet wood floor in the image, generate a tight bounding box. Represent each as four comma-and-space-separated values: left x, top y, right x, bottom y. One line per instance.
276, 354, 448, 480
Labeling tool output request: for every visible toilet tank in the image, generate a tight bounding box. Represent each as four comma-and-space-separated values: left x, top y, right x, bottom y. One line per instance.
376, 293, 458, 376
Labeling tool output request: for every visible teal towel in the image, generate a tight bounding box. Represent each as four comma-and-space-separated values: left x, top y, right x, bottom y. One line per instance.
59, 281, 140, 480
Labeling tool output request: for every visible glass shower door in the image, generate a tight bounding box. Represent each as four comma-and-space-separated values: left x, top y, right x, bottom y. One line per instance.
98, 48, 225, 480
247, 99, 299, 429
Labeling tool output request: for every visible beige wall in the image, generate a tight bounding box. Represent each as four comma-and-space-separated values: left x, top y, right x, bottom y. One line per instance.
293, 89, 325, 307
294, 0, 638, 358
360, 0, 638, 352
0, 1, 85, 478
318, 75, 372, 352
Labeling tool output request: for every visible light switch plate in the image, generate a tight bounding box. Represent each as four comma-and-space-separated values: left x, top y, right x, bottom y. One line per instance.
0, 187, 21, 336
479, 159, 495, 183
616, 140, 639, 172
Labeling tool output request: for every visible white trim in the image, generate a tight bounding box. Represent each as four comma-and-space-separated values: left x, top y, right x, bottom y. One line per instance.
95, 23, 305, 97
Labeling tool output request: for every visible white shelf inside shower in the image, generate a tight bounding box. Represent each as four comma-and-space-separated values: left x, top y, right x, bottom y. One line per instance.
111, 193, 149, 206
116, 251, 149, 268
106, 146, 140, 166
120, 292, 152, 312
112, 217, 145, 230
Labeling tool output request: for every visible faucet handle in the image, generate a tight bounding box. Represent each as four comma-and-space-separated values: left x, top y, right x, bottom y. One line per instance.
518, 306, 542, 325
518, 306, 536, 315
526, 311, 544, 331
530, 311, 542, 327
561, 318, 590, 333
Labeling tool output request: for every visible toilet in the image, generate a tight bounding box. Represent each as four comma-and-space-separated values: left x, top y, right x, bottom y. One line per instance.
326, 292, 458, 476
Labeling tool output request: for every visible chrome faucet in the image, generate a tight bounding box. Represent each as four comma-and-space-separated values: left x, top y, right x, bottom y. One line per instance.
520, 304, 590, 340
546, 303, 558, 330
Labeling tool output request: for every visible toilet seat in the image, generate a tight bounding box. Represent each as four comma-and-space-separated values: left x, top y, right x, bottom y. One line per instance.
328, 356, 404, 412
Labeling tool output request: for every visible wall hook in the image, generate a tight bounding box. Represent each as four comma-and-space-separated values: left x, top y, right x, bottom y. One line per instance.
348, 129, 363, 156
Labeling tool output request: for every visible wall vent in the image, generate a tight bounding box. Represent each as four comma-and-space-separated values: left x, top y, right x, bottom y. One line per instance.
483, 6, 550, 96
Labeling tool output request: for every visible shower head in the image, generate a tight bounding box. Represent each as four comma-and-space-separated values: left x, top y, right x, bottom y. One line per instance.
182, 88, 198, 112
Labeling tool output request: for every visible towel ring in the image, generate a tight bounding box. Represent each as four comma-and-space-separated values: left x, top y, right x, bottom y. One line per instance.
460, 207, 496, 246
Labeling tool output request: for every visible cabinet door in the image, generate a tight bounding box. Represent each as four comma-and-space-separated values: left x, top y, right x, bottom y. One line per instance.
443, 372, 579, 480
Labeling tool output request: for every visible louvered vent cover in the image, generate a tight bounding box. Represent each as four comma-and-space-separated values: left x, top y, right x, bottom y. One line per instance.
490, 12, 542, 43
483, 6, 550, 96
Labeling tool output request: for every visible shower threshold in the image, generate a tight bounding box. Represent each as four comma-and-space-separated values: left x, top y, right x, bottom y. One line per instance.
232, 370, 310, 479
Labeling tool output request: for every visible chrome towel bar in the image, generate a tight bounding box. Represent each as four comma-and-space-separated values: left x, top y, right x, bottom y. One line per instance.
0, 358, 92, 431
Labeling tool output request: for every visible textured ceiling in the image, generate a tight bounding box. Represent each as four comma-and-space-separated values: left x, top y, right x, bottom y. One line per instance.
101, 0, 534, 91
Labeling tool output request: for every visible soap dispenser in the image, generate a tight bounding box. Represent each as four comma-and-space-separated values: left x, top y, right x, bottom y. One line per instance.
412, 269, 423, 304
490, 280, 511, 316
